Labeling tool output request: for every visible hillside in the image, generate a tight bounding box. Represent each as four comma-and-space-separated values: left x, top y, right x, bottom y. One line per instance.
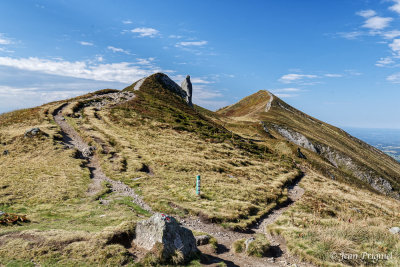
217, 90, 400, 265
0, 75, 400, 266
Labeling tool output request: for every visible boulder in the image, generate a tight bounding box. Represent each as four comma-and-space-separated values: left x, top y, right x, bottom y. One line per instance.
181, 75, 193, 106
389, 227, 400, 234
24, 127, 41, 138
134, 213, 198, 262
82, 146, 96, 158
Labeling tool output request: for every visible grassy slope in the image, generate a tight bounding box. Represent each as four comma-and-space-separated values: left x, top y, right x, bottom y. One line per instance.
63, 73, 301, 230
0, 95, 148, 266
269, 171, 400, 266
217, 90, 400, 266
218, 90, 400, 193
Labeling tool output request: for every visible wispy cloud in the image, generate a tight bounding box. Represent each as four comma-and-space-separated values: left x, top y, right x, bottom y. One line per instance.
279, 73, 318, 83
131, 27, 159, 37
324, 73, 343, 77
274, 93, 299, 98
381, 30, 400, 39
389, 39, 400, 55
122, 20, 132, 24
356, 9, 377, 18
169, 35, 183, 39
0, 56, 164, 84
107, 46, 130, 54
376, 57, 394, 67
270, 88, 301, 93
0, 33, 12, 45
389, 0, 400, 14
336, 31, 364, 40
176, 41, 208, 47
136, 57, 155, 65
79, 41, 94, 46
387, 72, 400, 82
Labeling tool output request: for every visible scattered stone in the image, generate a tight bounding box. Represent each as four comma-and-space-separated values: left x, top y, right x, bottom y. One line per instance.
195, 235, 210, 246
2, 150, 8, 156
181, 75, 193, 106
244, 237, 255, 251
134, 213, 198, 262
24, 127, 42, 138
82, 146, 96, 158
389, 227, 400, 234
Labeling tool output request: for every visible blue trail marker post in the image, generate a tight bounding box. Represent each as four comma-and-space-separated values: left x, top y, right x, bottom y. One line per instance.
196, 175, 201, 196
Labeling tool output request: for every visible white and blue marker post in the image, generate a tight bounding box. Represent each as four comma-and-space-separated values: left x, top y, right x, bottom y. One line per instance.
196, 175, 201, 196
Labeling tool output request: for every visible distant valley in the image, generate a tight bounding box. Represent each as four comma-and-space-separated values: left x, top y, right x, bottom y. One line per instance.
345, 128, 400, 162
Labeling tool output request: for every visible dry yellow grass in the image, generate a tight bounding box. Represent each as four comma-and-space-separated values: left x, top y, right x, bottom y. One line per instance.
268, 170, 400, 266
0, 103, 149, 266
68, 104, 300, 229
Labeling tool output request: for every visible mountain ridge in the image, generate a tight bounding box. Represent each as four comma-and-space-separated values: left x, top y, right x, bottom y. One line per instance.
0, 72, 400, 266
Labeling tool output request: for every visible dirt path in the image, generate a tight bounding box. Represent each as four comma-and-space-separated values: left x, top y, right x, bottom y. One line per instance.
179, 174, 312, 267
54, 89, 310, 266
265, 91, 274, 112
53, 102, 152, 212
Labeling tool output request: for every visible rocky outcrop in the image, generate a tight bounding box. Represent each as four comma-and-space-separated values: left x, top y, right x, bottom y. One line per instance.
271, 125, 318, 153
181, 75, 193, 107
157, 73, 188, 100
272, 124, 398, 198
265, 91, 274, 112
133, 213, 198, 262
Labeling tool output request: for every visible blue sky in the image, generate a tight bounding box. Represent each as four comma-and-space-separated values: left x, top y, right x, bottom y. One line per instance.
1, 0, 400, 129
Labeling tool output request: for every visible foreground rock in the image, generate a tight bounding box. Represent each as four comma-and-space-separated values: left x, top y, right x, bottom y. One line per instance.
134, 213, 198, 262
389, 227, 400, 234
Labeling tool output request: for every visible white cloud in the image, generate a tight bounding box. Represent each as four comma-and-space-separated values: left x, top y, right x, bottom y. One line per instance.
357, 9, 377, 18
345, 69, 363, 76
324, 73, 343, 77
169, 35, 183, 39
122, 20, 132, 24
131, 27, 159, 37
176, 41, 208, 47
376, 57, 394, 67
0, 56, 163, 84
389, 0, 400, 14
387, 72, 400, 82
0, 33, 12, 45
271, 88, 301, 93
362, 16, 392, 30
337, 31, 364, 40
79, 41, 94, 46
279, 73, 318, 83
107, 46, 130, 54
382, 30, 400, 39
389, 39, 400, 54
136, 57, 155, 65
274, 93, 298, 98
